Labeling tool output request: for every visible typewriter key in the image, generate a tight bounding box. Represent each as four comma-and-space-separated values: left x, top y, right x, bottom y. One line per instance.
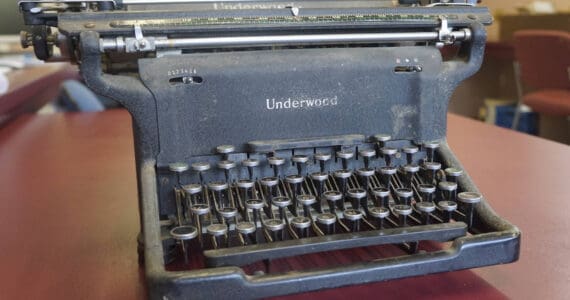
190, 204, 209, 247
285, 175, 304, 216
457, 192, 482, 229
297, 194, 317, 217
395, 188, 413, 206
216, 145, 235, 160
323, 190, 342, 214
219, 207, 238, 222
444, 167, 463, 183
207, 224, 228, 249
236, 221, 256, 245
264, 219, 285, 241
423, 141, 440, 163
359, 148, 376, 169
402, 146, 419, 165
169, 162, 189, 177
170, 225, 198, 264
272, 196, 292, 222
418, 184, 436, 202
402, 164, 420, 188
208, 181, 229, 209
242, 158, 260, 180
368, 207, 390, 229
310, 172, 329, 213
380, 147, 398, 167
438, 181, 458, 202
237, 179, 255, 204
415, 201, 436, 225
347, 188, 367, 210
292, 155, 309, 175
356, 168, 375, 191
291, 216, 312, 238
333, 169, 352, 202
217, 160, 236, 183
374, 134, 392, 158
245, 199, 264, 227
379, 166, 397, 189
423, 162, 442, 185
372, 187, 390, 208
191, 162, 210, 184
170, 163, 189, 226
337, 150, 354, 169
314, 153, 332, 173
393, 204, 413, 227
261, 177, 279, 217
268, 156, 285, 177
317, 213, 337, 235
343, 209, 363, 232
438, 200, 458, 222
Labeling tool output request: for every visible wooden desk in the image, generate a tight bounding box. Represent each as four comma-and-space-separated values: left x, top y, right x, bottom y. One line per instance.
0, 110, 568, 299
0, 63, 79, 126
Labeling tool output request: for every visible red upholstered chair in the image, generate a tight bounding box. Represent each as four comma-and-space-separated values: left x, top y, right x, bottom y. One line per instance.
511, 30, 570, 142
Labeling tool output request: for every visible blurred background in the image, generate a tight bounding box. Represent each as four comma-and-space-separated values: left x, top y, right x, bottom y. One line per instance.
0, 0, 568, 143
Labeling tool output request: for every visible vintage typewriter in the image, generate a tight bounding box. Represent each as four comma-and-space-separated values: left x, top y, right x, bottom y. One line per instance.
19, 0, 520, 298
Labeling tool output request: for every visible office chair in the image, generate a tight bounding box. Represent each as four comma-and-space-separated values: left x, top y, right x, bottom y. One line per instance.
511, 30, 570, 143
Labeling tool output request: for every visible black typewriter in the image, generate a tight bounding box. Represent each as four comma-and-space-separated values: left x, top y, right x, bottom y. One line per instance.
19, 0, 520, 298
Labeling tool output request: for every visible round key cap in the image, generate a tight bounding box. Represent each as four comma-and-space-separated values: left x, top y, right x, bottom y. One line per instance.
380, 147, 398, 156
285, 174, 304, 184
356, 168, 375, 177
445, 167, 463, 177
359, 148, 376, 158
182, 183, 202, 194
170, 225, 198, 240
264, 219, 285, 231
379, 166, 398, 175
208, 181, 228, 191
395, 188, 413, 198
416, 201, 436, 213
438, 181, 458, 192
272, 196, 292, 208
169, 162, 189, 173
291, 216, 312, 229
268, 156, 285, 166
242, 158, 260, 167
343, 209, 363, 221
237, 179, 255, 189
372, 187, 390, 198
314, 153, 332, 161
402, 146, 419, 154
316, 213, 337, 225
236, 222, 256, 235
219, 207, 238, 218
324, 191, 343, 202
292, 155, 309, 163
393, 204, 413, 216
191, 162, 211, 172
217, 160, 236, 170
374, 134, 391, 142
216, 145, 235, 154
423, 141, 440, 149
403, 164, 420, 173
297, 194, 317, 206
333, 169, 353, 179
207, 224, 228, 236
337, 150, 354, 159
369, 207, 390, 218
245, 199, 265, 210
191, 204, 210, 215
457, 192, 482, 204
418, 184, 436, 193
424, 162, 442, 170
260, 176, 279, 187
310, 172, 329, 181
438, 200, 458, 212
347, 188, 367, 199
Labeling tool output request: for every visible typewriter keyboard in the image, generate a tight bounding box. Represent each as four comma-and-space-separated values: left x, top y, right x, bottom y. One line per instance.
159, 137, 482, 271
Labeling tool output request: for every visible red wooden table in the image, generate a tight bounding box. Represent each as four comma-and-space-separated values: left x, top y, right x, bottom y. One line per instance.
0, 110, 568, 299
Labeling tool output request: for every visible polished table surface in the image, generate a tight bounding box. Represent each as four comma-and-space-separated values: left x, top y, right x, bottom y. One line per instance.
0, 110, 569, 299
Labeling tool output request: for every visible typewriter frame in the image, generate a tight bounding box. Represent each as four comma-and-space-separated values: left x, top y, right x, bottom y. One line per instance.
27, 4, 521, 299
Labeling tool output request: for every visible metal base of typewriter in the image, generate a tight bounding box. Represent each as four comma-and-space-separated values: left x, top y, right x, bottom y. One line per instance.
139, 142, 519, 299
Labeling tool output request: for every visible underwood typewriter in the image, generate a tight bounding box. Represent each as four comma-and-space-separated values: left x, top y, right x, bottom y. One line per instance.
19, 0, 520, 298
